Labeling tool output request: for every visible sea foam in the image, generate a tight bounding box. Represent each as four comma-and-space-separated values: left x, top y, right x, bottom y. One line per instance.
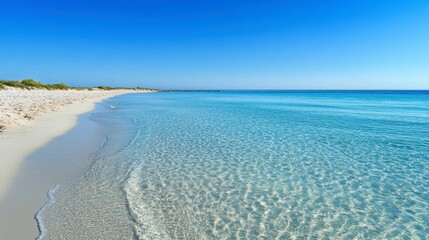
35, 185, 59, 240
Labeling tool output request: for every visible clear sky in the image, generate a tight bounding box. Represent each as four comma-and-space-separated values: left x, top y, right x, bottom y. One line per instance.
0, 0, 428, 89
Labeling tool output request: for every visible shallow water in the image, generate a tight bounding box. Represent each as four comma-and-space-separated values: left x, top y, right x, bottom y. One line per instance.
0, 108, 107, 240
41, 91, 429, 239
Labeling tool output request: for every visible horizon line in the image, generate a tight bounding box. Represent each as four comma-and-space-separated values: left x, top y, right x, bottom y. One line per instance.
160, 89, 429, 91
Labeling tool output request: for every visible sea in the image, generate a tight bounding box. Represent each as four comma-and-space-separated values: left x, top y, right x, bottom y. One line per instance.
37, 91, 429, 239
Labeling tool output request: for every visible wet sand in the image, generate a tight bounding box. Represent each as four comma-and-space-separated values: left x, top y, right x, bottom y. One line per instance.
0, 94, 120, 197
0, 91, 148, 239
0, 108, 107, 239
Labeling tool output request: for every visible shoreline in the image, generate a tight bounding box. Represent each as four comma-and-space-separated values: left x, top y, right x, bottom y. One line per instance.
0, 92, 139, 239
0, 92, 128, 197
0, 88, 151, 130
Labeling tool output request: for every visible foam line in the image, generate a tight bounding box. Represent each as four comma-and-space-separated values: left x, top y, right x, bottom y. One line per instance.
35, 185, 60, 240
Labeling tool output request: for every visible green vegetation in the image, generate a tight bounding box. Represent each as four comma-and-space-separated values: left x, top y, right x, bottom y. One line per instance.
0, 80, 29, 89
46, 83, 70, 90
21, 79, 45, 88
0, 79, 69, 90
0, 79, 158, 91
73, 87, 94, 91
98, 86, 113, 90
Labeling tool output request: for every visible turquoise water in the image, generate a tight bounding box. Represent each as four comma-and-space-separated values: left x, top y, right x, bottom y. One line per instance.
41, 91, 428, 239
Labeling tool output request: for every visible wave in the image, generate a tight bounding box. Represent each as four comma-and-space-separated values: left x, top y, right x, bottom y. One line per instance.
123, 165, 172, 239
35, 185, 59, 240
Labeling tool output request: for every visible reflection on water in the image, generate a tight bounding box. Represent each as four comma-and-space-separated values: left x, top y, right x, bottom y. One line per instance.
42, 91, 429, 239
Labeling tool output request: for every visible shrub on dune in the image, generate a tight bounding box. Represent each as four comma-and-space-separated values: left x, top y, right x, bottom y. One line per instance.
0, 79, 154, 91
98, 86, 113, 90
21, 79, 45, 88
45, 83, 70, 90
0, 80, 29, 89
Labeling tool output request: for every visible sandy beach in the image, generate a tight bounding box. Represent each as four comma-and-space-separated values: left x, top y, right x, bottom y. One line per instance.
0, 88, 147, 193
1, 1, 426, 238
0, 87, 140, 130
0, 88, 145, 197
0, 88, 150, 238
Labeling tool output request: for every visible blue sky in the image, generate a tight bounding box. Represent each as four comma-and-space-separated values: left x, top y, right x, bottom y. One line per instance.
0, 0, 428, 89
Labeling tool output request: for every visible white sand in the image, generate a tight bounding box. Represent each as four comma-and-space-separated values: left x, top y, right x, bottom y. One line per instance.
0, 87, 139, 129
0, 88, 147, 197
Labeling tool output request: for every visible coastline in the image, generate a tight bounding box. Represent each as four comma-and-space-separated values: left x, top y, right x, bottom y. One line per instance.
0, 92, 127, 197
0, 91, 138, 239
